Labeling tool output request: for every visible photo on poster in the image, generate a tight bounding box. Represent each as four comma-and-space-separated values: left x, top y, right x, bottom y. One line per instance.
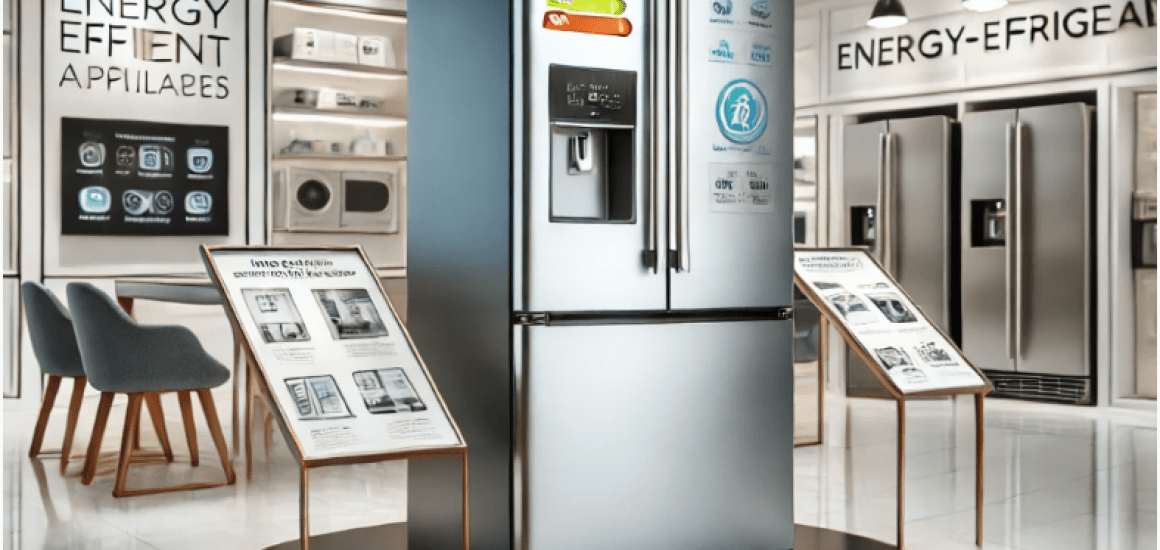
312, 289, 390, 340
352, 368, 428, 414
874, 346, 914, 369
915, 341, 956, 364
284, 375, 354, 420
829, 292, 877, 325
241, 289, 310, 343
866, 292, 917, 323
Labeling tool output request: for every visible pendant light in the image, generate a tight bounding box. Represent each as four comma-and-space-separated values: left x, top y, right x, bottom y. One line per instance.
961, 0, 1008, 11
867, 0, 908, 28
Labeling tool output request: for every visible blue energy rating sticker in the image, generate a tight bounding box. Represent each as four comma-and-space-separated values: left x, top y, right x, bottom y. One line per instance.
715, 79, 767, 145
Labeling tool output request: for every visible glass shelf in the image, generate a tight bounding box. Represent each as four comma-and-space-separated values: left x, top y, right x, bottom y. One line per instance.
270, 0, 406, 20
274, 154, 407, 162
273, 57, 406, 78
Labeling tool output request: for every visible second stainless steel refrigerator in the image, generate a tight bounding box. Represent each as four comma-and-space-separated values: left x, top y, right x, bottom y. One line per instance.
960, 102, 1095, 403
407, 1, 796, 549
842, 115, 957, 393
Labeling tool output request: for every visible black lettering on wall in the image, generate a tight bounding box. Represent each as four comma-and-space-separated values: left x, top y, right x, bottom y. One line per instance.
1006, 17, 1027, 49
92, 0, 114, 16
1029, 14, 1050, 42
205, 0, 231, 29
172, 0, 202, 25
207, 35, 229, 67
1064, 8, 1090, 37
1121, 1, 1145, 28
984, 21, 1001, 50
176, 33, 203, 64
61, 0, 82, 14
878, 36, 894, 66
897, 34, 915, 63
946, 26, 965, 54
837, 43, 853, 70
918, 29, 942, 58
87, 66, 103, 89
60, 20, 81, 52
108, 25, 128, 56
1093, 4, 1114, 34
59, 64, 80, 88
855, 41, 874, 68
1146, 0, 1156, 27
144, 0, 167, 23
120, 0, 139, 19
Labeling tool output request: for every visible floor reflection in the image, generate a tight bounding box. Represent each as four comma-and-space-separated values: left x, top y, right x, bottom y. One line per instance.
795, 395, 1157, 550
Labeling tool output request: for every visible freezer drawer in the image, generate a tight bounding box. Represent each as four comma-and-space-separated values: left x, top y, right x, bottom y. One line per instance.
520, 320, 793, 550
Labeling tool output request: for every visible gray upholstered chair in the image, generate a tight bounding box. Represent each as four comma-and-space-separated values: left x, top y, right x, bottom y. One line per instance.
66, 282, 236, 497
22, 281, 91, 474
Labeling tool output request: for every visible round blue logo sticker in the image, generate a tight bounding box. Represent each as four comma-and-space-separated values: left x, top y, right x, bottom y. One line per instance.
716, 79, 767, 145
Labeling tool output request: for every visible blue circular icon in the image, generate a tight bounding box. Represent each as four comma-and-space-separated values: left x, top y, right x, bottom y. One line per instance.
716, 79, 767, 145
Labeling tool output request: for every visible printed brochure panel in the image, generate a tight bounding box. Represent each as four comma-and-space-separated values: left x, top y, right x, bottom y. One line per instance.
795, 249, 986, 394
206, 248, 460, 459
61, 117, 228, 236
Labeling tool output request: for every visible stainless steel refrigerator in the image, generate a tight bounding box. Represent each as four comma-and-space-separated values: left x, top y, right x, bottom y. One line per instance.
842, 115, 957, 393
960, 103, 1095, 404
406, 1, 795, 549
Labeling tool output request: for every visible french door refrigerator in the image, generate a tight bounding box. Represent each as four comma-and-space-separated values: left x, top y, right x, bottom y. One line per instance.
407, 1, 795, 550
842, 116, 957, 393
960, 103, 1095, 404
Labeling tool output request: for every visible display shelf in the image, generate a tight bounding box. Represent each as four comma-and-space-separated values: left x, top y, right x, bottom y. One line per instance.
274, 154, 407, 162
272, 107, 408, 125
270, 0, 406, 20
273, 57, 406, 78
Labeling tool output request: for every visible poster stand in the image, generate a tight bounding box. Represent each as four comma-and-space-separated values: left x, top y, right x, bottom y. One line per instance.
794, 248, 992, 550
201, 245, 469, 550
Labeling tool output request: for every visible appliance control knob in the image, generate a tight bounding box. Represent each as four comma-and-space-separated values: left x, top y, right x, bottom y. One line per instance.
297, 180, 331, 211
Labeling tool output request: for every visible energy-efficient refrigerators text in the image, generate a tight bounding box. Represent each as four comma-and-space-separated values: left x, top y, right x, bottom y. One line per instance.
960, 102, 1095, 404
407, 1, 796, 549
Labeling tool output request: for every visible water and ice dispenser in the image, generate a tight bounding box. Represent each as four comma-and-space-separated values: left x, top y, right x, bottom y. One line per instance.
549, 65, 636, 223
971, 199, 1007, 247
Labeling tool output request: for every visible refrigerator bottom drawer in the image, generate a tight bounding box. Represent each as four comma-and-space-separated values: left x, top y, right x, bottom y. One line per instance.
519, 320, 794, 550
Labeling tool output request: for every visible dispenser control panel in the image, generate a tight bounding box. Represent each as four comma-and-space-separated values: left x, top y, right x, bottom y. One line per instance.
549, 65, 636, 126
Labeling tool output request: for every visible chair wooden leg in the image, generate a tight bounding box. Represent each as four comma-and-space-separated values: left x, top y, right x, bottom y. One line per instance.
197, 389, 236, 485
29, 375, 62, 458
178, 391, 199, 467
59, 376, 87, 474
144, 393, 175, 462
82, 392, 115, 485
113, 394, 145, 497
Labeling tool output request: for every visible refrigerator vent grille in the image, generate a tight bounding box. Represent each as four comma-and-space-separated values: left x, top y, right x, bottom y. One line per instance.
984, 371, 1092, 405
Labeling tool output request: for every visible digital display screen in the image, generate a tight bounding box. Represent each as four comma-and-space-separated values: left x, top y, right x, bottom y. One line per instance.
61, 117, 229, 236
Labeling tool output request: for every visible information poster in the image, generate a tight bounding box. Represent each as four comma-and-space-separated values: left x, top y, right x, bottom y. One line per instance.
61, 117, 229, 236
203, 247, 461, 460
795, 249, 987, 394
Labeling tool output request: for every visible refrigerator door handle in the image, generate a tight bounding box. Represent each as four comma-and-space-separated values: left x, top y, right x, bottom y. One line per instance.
645, 0, 660, 273
1004, 122, 1016, 360
672, 0, 690, 273
876, 132, 888, 270
1014, 120, 1026, 361
884, 132, 897, 274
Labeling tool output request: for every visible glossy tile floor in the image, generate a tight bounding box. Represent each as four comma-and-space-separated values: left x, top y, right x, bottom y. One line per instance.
2, 389, 1155, 549
797, 395, 1157, 550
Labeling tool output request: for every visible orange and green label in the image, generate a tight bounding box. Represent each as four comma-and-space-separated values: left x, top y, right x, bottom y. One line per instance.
543, 11, 632, 37
546, 0, 626, 16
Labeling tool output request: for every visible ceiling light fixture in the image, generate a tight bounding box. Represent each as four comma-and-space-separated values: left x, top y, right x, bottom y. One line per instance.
962, 0, 1008, 11
867, 0, 908, 28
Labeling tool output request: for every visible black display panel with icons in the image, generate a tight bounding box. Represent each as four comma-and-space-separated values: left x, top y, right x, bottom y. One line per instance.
60, 117, 229, 236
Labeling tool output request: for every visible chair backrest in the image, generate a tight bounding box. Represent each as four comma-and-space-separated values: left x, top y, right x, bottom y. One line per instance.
21, 282, 86, 378
65, 282, 139, 391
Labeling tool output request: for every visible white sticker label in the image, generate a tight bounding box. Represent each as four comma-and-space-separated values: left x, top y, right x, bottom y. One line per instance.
709, 163, 774, 214
706, 30, 744, 64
